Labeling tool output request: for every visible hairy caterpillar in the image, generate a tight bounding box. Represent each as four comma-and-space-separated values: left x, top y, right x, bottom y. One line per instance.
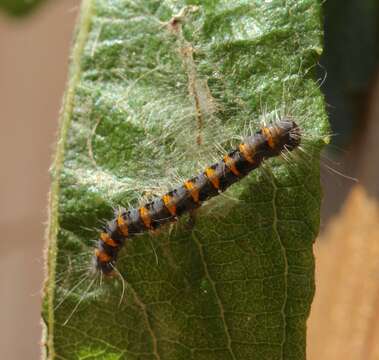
94, 119, 301, 275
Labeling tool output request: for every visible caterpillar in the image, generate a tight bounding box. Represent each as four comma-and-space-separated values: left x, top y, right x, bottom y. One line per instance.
94, 119, 301, 276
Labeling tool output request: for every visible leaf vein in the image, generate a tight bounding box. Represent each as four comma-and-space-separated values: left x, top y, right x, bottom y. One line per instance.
269, 171, 288, 360
192, 233, 237, 360
128, 283, 162, 360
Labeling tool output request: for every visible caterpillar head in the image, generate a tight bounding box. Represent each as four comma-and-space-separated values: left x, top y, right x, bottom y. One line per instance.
275, 119, 301, 152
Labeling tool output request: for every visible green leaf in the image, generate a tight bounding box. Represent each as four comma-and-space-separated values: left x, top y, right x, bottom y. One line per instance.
0, 0, 47, 16
43, 0, 328, 359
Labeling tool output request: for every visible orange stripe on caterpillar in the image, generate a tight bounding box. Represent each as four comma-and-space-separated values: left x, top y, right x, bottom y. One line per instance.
117, 213, 129, 236
95, 249, 112, 263
223, 154, 241, 176
139, 206, 152, 229
205, 167, 220, 189
100, 232, 118, 247
262, 127, 275, 148
184, 180, 200, 203
162, 194, 177, 216
239, 143, 255, 164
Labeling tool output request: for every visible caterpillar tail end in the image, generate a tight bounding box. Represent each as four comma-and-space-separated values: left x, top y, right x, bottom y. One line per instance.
94, 249, 116, 276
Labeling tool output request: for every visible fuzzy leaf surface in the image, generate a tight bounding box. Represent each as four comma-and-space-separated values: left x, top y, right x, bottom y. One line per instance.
43, 1, 328, 359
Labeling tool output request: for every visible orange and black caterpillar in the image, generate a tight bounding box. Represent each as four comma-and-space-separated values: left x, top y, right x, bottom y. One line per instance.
95, 119, 301, 275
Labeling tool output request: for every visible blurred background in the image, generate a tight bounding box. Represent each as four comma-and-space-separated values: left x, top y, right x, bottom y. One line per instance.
0, 1, 79, 359
0, 0, 378, 359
